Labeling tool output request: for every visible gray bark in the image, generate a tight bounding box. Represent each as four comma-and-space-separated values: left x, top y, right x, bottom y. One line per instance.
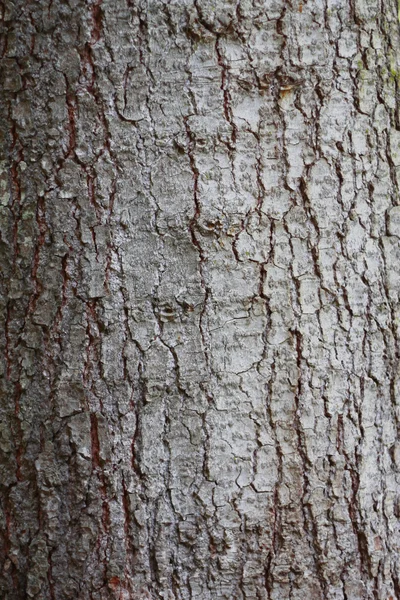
1, 0, 400, 598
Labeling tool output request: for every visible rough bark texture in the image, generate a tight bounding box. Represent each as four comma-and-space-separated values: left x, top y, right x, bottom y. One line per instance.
1, 0, 400, 598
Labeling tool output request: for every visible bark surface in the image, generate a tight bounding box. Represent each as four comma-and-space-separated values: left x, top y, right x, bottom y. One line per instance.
1, 0, 400, 598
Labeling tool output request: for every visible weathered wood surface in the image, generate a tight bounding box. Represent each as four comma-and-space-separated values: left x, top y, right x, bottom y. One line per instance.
1, 0, 400, 598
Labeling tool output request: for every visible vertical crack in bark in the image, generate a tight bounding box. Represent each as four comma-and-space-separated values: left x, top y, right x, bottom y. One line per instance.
292, 328, 328, 598
65, 88, 77, 159
91, 1, 103, 45
183, 116, 212, 370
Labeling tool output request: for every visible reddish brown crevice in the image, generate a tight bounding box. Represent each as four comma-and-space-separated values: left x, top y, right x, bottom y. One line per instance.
215, 36, 237, 146
91, 1, 103, 45
86, 169, 101, 217
108, 575, 130, 599
264, 551, 273, 600
80, 43, 96, 94
108, 176, 116, 216
131, 423, 141, 477
278, 86, 294, 100
10, 157, 22, 261
348, 461, 372, 574
15, 447, 23, 483
90, 412, 100, 470
65, 91, 77, 157
122, 478, 131, 539
231, 221, 244, 263
104, 249, 112, 292
270, 486, 281, 556
86, 170, 100, 257
4, 301, 12, 379
102, 499, 110, 533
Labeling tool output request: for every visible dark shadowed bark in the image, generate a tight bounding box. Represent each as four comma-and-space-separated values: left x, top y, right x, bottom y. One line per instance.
1, 0, 400, 598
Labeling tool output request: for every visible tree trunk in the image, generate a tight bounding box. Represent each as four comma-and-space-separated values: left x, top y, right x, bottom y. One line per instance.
1, 0, 400, 598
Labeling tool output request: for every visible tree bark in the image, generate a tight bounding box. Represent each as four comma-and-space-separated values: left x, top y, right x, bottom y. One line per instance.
1, 0, 400, 598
